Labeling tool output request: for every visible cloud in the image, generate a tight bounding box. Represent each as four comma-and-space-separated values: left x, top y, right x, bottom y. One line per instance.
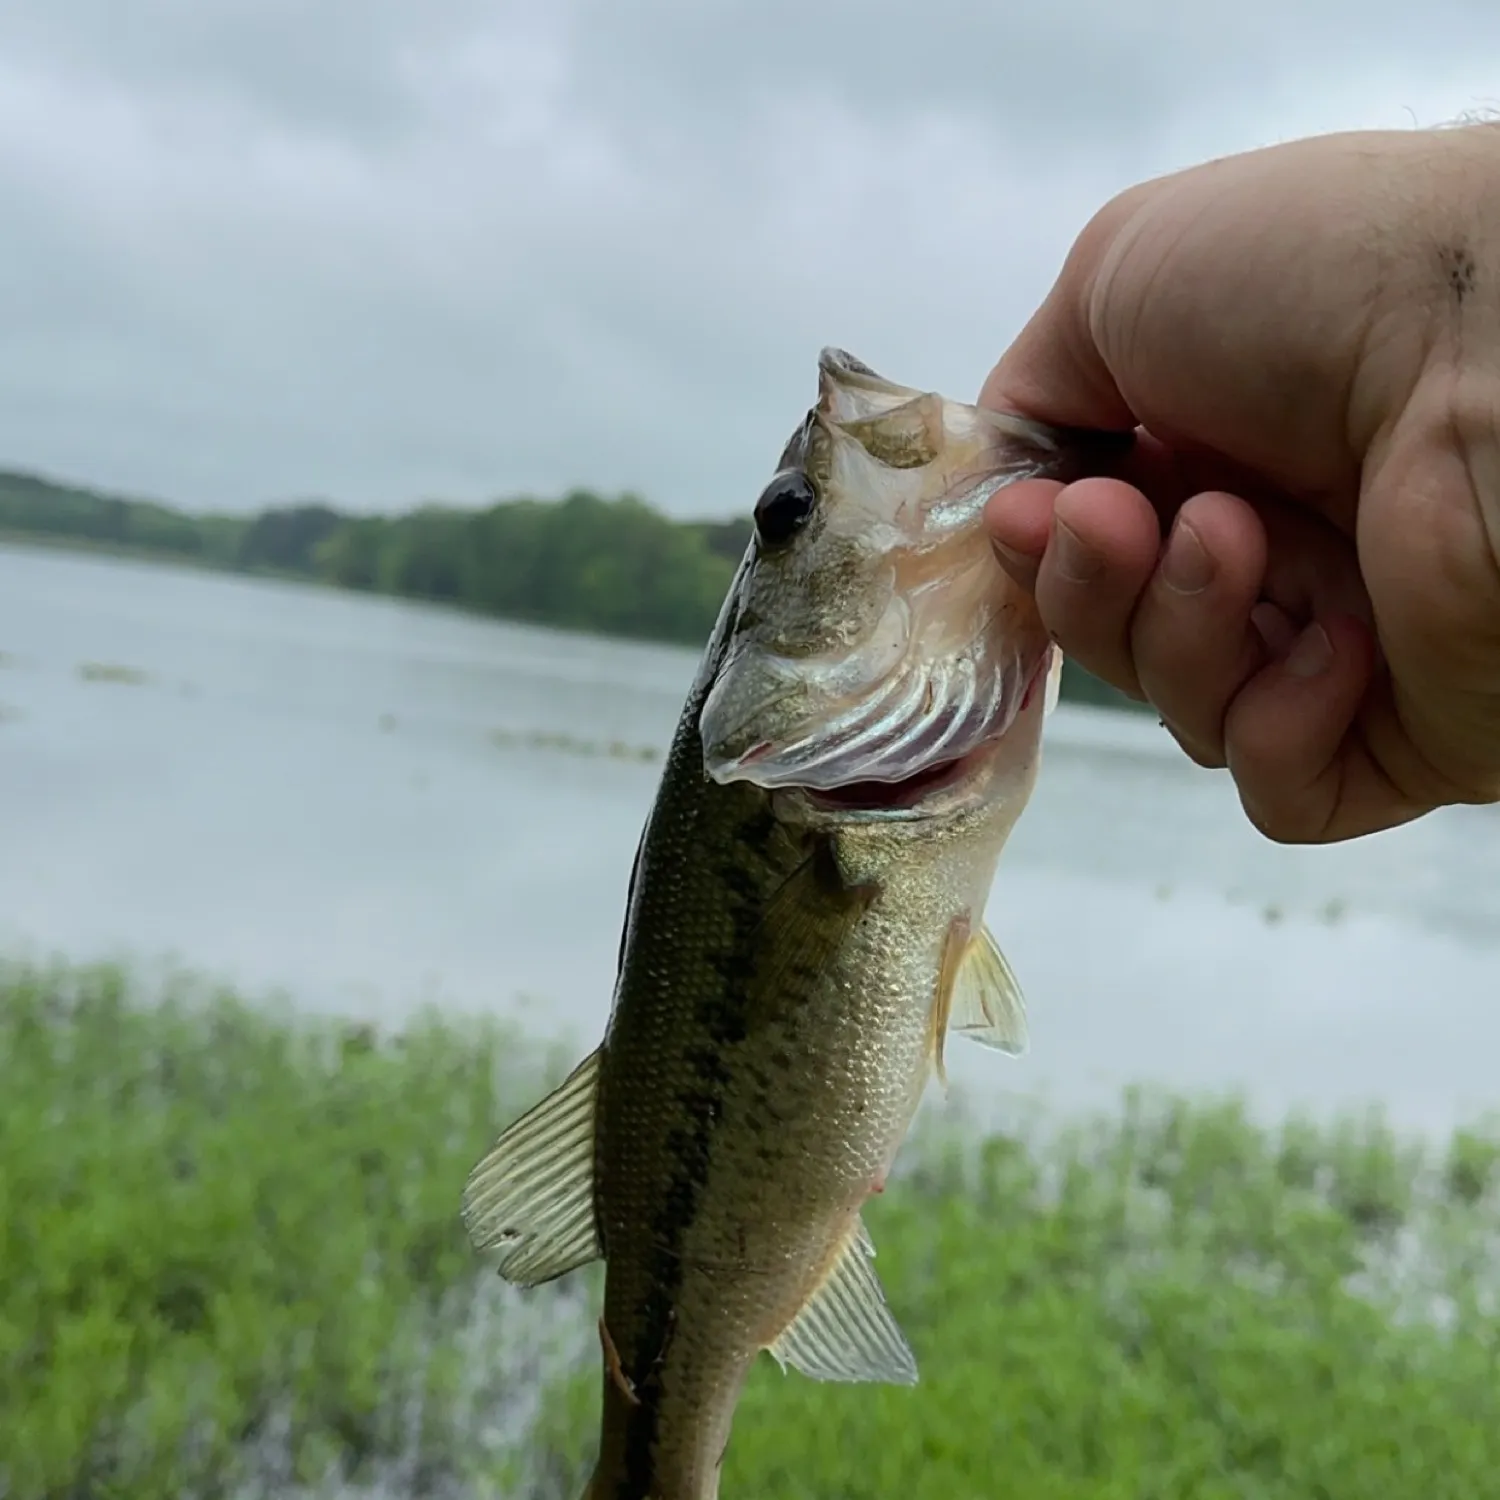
1, 0, 1498, 517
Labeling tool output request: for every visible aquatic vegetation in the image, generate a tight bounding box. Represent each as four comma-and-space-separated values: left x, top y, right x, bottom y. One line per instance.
76, 660, 151, 686
2, 959, 1497, 1499
488, 726, 660, 764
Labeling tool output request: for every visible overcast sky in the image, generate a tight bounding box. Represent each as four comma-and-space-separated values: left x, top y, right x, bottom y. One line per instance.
1, 1, 1498, 520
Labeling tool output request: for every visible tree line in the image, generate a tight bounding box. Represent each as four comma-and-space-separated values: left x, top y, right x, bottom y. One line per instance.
0, 467, 1141, 710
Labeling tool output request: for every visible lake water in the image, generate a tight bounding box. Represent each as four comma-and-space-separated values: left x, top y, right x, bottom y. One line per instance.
1, 540, 1497, 1140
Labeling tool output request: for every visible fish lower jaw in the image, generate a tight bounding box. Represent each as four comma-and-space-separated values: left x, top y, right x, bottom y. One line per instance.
783, 651, 1053, 818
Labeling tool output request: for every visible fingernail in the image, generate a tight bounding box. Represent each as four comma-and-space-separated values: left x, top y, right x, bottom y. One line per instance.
1250, 601, 1298, 657
1283, 622, 1332, 679
1053, 519, 1102, 583
1160, 518, 1214, 595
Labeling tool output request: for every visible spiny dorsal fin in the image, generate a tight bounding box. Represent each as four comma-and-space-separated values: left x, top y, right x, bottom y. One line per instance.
460, 1047, 603, 1288
950, 925, 1029, 1058
766, 1215, 918, 1386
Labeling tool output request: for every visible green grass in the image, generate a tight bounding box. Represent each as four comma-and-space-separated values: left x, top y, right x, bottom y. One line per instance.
0, 959, 591, 1500
524, 1105, 1500, 1499
3, 961, 1498, 1499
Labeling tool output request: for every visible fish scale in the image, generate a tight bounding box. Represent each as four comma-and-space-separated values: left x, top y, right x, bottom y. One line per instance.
461, 348, 1126, 1500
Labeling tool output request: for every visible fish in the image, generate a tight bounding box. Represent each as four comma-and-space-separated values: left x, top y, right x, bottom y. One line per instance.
461, 348, 1127, 1500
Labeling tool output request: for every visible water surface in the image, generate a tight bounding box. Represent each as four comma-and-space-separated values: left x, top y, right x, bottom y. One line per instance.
1, 540, 1495, 1137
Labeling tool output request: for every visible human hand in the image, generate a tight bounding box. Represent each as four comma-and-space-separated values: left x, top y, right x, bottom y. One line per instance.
980, 126, 1500, 843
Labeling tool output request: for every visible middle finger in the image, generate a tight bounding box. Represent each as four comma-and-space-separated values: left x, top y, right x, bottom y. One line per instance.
1130, 490, 1270, 767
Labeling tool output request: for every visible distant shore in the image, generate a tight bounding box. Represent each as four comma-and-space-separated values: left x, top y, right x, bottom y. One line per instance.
0, 468, 1145, 713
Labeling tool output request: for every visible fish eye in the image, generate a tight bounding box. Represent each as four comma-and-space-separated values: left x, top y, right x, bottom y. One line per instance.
753, 470, 816, 549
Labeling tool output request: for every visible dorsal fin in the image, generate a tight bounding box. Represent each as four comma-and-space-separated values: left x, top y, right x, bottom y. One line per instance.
460, 1048, 603, 1287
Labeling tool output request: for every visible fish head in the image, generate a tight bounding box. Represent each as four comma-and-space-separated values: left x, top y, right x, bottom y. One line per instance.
698, 347, 1125, 820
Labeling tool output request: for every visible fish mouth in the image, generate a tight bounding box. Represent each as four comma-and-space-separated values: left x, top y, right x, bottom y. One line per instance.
739, 649, 1054, 817
793, 738, 995, 814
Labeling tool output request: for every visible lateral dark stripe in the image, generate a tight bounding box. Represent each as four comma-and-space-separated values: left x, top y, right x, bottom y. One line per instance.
612, 649, 782, 1499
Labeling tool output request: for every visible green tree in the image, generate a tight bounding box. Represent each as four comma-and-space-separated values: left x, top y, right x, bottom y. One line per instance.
0, 466, 1145, 710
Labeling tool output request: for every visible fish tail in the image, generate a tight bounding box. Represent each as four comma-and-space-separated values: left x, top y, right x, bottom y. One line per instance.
577, 1465, 721, 1500
582, 1378, 724, 1500
579, 1366, 643, 1500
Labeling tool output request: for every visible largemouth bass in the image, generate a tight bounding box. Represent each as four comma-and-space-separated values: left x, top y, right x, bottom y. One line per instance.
462, 348, 1123, 1500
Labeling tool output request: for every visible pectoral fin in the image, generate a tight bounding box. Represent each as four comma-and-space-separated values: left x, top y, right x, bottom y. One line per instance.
931, 918, 1029, 1084
460, 1047, 603, 1287
767, 1216, 918, 1386
951, 923, 1029, 1056
749, 836, 877, 1030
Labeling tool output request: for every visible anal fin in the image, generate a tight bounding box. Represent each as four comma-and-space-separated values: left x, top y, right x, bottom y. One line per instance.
460, 1047, 603, 1287
766, 1216, 917, 1386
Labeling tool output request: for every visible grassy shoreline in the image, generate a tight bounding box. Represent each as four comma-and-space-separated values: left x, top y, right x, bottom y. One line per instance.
4, 957, 1497, 1498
